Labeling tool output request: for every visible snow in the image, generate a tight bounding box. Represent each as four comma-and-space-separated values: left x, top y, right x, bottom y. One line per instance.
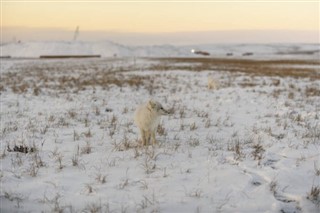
0, 41, 185, 58
1, 41, 319, 59
0, 44, 320, 212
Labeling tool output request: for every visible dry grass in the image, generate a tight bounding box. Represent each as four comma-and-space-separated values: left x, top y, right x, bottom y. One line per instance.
1, 57, 318, 95
307, 186, 320, 206
148, 57, 320, 79
1, 70, 148, 94
305, 87, 320, 97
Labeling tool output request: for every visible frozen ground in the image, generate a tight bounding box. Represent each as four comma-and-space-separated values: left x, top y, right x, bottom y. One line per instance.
0, 55, 319, 212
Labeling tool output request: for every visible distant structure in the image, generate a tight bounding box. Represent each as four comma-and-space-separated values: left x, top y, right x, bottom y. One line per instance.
12, 37, 21, 44
242, 52, 253, 56
40, 55, 101, 59
191, 49, 210, 56
73, 26, 79, 41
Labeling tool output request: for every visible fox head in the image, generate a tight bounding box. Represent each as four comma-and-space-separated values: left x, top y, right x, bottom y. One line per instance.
148, 100, 170, 115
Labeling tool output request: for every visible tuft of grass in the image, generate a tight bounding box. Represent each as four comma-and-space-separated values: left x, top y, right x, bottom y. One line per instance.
305, 87, 320, 97
141, 156, 156, 174
73, 130, 80, 141
110, 114, 117, 124
118, 168, 130, 189
137, 180, 149, 190
83, 129, 92, 138
84, 117, 89, 128
307, 186, 320, 206
112, 136, 136, 152
188, 137, 200, 147
138, 192, 158, 210
32, 152, 45, 168
252, 143, 265, 161
4, 191, 24, 208
205, 118, 211, 128
229, 138, 244, 161
122, 107, 128, 114
85, 184, 94, 194
81, 141, 92, 155
179, 108, 186, 118
83, 202, 103, 213
72, 146, 80, 166
68, 110, 77, 119
187, 188, 203, 198
269, 180, 278, 195
190, 122, 197, 131
95, 173, 107, 184
1, 147, 6, 159
314, 162, 320, 176
157, 124, 166, 136
94, 106, 100, 116
55, 154, 64, 170
29, 163, 39, 177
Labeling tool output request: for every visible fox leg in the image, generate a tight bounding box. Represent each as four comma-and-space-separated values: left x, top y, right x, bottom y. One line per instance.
151, 131, 157, 145
140, 129, 146, 146
145, 131, 151, 146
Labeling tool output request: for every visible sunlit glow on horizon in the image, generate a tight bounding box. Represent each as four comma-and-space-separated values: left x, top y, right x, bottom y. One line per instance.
1, 1, 319, 43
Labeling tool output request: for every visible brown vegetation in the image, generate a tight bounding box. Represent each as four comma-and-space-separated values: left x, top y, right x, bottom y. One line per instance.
147, 57, 320, 79
1, 57, 319, 95
0, 60, 148, 94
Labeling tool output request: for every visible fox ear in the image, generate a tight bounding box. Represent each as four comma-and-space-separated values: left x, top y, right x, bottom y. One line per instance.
148, 100, 156, 108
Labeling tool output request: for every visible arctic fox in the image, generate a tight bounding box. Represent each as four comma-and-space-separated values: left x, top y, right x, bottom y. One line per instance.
208, 77, 219, 90
134, 100, 169, 146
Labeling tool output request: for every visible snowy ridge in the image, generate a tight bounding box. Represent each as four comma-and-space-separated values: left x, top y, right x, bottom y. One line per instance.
0, 41, 184, 58
1, 40, 319, 58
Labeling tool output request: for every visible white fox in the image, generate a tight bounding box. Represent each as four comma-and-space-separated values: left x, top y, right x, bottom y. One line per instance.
134, 100, 170, 146
208, 77, 219, 90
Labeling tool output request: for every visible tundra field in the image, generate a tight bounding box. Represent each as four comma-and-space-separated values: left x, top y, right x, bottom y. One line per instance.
1, 56, 320, 213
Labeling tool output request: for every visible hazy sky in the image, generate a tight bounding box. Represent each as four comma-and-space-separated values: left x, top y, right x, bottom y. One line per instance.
2, 1, 319, 44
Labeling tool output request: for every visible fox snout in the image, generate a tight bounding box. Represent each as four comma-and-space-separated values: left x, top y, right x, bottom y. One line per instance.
148, 100, 171, 115
159, 107, 170, 115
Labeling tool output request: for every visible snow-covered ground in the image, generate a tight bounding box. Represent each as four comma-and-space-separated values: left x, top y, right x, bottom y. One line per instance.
1, 41, 319, 59
0, 52, 319, 212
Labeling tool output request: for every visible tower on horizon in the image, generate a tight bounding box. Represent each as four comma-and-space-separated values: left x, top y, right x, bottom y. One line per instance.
73, 26, 79, 41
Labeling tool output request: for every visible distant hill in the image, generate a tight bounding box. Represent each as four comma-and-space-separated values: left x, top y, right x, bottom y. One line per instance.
1, 40, 319, 59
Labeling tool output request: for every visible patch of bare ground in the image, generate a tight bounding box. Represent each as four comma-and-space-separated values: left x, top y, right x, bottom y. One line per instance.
147, 57, 320, 79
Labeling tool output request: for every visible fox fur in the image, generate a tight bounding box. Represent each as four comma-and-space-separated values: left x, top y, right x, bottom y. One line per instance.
208, 77, 219, 90
134, 100, 169, 146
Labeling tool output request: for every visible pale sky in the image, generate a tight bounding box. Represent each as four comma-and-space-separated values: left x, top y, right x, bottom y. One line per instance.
1, 1, 319, 44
